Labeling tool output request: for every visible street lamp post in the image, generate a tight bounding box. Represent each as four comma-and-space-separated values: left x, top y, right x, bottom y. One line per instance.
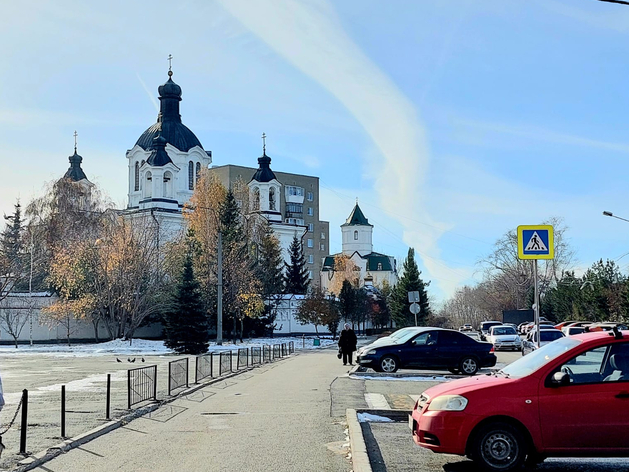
603, 211, 629, 224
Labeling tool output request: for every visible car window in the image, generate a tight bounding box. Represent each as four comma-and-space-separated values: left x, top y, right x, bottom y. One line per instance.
438, 331, 465, 345
540, 331, 564, 342
412, 331, 438, 346
502, 337, 581, 378
492, 327, 516, 336
554, 346, 608, 385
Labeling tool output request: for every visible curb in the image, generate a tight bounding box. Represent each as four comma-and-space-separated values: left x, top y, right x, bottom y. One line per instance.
346, 409, 372, 472
346, 408, 415, 472
13, 357, 291, 472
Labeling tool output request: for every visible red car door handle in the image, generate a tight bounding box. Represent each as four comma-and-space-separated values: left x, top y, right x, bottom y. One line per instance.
615, 392, 629, 399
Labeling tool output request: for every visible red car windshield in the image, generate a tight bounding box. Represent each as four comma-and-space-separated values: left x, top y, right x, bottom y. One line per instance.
500, 337, 581, 378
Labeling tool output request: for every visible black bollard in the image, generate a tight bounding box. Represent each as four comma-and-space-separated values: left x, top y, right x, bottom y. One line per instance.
106, 374, 111, 420
61, 385, 66, 438
19, 389, 28, 454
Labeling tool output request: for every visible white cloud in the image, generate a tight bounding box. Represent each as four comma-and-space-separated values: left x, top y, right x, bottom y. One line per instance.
216, 0, 471, 296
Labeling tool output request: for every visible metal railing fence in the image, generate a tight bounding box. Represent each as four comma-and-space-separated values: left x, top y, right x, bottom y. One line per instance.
195, 353, 214, 383
237, 348, 248, 369
128, 365, 157, 409
168, 358, 189, 396
219, 351, 232, 376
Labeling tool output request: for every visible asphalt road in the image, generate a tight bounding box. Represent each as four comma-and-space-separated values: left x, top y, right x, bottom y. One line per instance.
30, 349, 354, 472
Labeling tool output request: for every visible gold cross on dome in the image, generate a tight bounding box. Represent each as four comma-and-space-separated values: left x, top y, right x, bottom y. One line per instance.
74, 130, 78, 152
262, 132, 267, 153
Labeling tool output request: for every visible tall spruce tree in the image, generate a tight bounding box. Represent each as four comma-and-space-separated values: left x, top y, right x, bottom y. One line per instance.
164, 250, 210, 354
220, 189, 243, 247
339, 279, 358, 326
391, 248, 431, 327
283, 235, 309, 294
0, 201, 25, 300
254, 223, 285, 335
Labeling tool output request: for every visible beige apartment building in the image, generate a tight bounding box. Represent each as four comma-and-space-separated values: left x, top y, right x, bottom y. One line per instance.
209, 159, 329, 287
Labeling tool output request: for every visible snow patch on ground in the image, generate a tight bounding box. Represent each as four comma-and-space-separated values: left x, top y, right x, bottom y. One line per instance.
351, 374, 451, 382
357, 412, 394, 423
0, 336, 337, 357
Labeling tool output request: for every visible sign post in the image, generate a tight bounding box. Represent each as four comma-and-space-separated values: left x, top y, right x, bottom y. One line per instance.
410, 302, 420, 326
517, 225, 554, 349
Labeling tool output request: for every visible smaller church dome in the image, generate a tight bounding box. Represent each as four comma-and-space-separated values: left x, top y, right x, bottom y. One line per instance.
158, 76, 182, 99
64, 150, 88, 182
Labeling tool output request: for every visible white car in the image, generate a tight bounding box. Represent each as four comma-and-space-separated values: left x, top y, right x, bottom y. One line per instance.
521, 328, 565, 355
486, 325, 522, 351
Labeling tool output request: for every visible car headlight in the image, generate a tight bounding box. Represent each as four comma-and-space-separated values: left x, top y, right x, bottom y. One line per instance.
427, 395, 468, 411
366, 349, 377, 355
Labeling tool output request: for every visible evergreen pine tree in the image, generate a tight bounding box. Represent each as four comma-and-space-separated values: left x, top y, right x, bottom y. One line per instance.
257, 223, 285, 296
0, 201, 25, 297
164, 251, 210, 354
254, 223, 285, 335
391, 248, 431, 327
339, 279, 357, 325
283, 236, 309, 294
219, 189, 243, 247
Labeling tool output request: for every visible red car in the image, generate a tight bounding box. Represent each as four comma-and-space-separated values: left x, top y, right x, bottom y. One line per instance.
410, 329, 629, 471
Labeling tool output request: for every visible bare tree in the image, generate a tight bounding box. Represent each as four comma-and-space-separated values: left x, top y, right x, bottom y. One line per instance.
478, 217, 574, 315
0, 297, 32, 347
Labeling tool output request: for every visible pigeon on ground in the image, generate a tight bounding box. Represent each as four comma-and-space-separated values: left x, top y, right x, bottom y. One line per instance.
116, 358, 122, 363
127, 358, 131, 362
130, 358, 136, 363
141, 357, 145, 362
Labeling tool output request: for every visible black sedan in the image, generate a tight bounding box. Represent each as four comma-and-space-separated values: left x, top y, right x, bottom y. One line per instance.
356, 327, 496, 375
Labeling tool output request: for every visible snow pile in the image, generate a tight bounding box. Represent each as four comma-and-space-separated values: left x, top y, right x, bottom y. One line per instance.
0, 336, 337, 357
350, 374, 451, 382
357, 412, 394, 423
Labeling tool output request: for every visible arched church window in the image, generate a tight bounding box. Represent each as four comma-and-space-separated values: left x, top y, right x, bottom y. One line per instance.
269, 187, 276, 211
354, 230, 358, 240
188, 161, 194, 190
145, 172, 153, 198
134, 162, 139, 191
253, 187, 260, 211
196, 162, 201, 184
163, 171, 173, 198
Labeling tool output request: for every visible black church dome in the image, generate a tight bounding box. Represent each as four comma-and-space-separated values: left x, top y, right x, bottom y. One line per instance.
135, 73, 204, 154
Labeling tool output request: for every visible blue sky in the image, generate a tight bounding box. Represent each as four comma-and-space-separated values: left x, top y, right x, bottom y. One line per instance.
3, 0, 629, 303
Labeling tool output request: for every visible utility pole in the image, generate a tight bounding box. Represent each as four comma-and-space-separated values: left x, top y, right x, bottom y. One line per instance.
217, 231, 223, 345
29, 230, 34, 346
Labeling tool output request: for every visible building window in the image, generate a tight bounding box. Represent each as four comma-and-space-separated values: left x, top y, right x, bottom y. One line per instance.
377, 263, 383, 271
307, 238, 313, 248
163, 171, 173, 198
308, 270, 313, 279
308, 254, 314, 264
307, 191, 313, 201
134, 162, 139, 191
354, 230, 358, 240
286, 202, 303, 215
269, 187, 276, 211
321, 233, 325, 240
145, 172, 152, 198
286, 186, 304, 197
253, 187, 260, 211
196, 162, 201, 183
308, 223, 314, 232
307, 207, 313, 216
320, 243, 325, 251
188, 161, 194, 190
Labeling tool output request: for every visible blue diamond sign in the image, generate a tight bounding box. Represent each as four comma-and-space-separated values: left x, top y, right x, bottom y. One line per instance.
517, 225, 554, 260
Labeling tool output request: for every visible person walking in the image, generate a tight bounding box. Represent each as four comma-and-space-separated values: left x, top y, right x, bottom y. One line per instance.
338, 323, 358, 366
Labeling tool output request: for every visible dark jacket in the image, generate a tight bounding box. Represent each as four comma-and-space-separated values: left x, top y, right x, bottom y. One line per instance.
338, 329, 358, 353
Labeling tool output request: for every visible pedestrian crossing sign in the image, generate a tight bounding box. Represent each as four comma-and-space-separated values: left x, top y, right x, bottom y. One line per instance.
517, 225, 554, 259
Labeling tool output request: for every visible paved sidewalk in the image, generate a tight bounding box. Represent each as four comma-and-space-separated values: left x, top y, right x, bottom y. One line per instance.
30, 349, 354, 472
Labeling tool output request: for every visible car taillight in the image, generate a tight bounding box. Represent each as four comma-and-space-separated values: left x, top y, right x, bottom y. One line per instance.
489, 346, 495, 353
